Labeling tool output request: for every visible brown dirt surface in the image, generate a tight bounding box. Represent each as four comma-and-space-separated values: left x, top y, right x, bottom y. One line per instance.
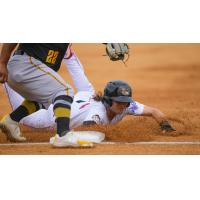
0, 43, 200, 154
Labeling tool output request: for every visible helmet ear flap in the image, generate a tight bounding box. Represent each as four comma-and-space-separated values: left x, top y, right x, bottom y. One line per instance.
102, 96, 112, 107
108, 98, 112, 107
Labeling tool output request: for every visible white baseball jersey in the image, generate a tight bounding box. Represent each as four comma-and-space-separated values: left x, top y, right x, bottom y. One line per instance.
4, 52, 144, 130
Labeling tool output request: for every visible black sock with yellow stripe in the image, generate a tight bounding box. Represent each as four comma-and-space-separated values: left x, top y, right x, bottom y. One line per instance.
53, 95, 73, 137
10, 100, 42, 122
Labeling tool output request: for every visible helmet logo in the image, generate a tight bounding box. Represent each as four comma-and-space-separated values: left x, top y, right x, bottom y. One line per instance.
118, 87, 130, 96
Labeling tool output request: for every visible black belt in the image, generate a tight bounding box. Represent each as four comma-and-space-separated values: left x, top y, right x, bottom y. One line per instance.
13, 49, 25, 56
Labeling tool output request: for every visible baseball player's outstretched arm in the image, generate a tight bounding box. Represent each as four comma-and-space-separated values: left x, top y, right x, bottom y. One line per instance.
0, 43, 17, 83
127, 102, 175, 133
63, 49, 95, 93
141, 105, 167, 123
141, 105, 176, 133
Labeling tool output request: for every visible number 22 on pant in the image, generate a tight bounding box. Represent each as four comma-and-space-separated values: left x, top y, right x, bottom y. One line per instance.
46, 50, 59, 64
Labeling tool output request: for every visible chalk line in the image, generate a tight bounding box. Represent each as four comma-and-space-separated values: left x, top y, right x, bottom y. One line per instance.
0, 141, 200, 146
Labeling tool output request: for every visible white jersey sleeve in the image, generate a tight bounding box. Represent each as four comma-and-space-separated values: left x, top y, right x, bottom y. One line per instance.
63, 51, 95, 94
126, 101, 144, 115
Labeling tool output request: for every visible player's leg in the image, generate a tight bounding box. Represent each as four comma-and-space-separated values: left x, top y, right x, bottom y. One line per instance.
52, 89, 73, 137
0, 97, 44, 142
1, 82, 44, 141
19, 56, 74, 144
3, 83, 55, 129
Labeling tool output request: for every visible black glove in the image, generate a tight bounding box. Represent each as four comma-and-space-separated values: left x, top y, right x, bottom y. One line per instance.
160, 121, 176, 132
106, 43, 129, 61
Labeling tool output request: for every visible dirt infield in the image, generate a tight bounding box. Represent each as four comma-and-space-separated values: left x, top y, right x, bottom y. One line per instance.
0, 43, 200, 154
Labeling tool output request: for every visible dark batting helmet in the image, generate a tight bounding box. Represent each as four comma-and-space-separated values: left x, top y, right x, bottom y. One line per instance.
102, 80, 133, 107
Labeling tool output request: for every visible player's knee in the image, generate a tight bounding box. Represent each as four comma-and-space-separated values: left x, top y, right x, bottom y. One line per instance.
54, 84, 74, 99
65, 84, 74, 97
14, 73, 24, 83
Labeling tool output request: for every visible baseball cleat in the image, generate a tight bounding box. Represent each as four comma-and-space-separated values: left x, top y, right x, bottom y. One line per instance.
50, 132, 94, 147
0, 115, 26, 142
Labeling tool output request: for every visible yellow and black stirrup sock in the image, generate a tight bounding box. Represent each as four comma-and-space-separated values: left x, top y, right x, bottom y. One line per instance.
10, 100, 43, 122
53, 95, 73, 137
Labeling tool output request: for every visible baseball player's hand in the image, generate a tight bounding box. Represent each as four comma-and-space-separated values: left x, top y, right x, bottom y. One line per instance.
106, 43, 129, 61
160, 121, 176, 136
0, 62, 8, 83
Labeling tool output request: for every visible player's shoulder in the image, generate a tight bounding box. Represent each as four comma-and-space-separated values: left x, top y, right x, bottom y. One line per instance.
126, 101, 144, 115
90, 100, 105, 112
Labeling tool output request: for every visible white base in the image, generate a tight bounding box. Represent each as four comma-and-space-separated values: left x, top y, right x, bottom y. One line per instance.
70, 131, 105, 143
49, 131, 105, 146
